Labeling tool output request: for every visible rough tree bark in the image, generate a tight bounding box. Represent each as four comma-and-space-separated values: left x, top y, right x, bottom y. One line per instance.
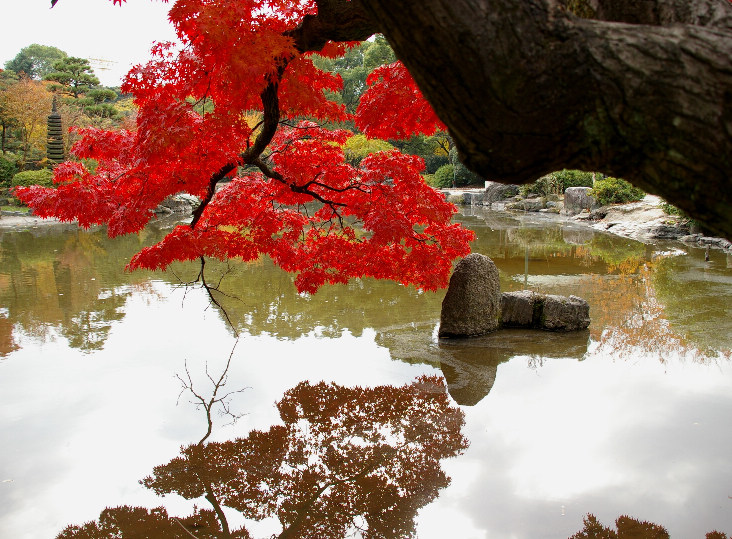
296, 0, 732, 239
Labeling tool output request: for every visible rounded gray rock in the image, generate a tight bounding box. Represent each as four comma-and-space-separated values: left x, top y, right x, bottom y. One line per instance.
439, 253, 501, 338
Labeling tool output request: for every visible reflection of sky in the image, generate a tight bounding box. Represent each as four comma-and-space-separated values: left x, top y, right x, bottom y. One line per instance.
2, 281, 731, 538
419, 355, 732, 538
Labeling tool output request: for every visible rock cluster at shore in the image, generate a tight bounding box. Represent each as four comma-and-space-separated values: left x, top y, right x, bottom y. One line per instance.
442, 186, 731, 254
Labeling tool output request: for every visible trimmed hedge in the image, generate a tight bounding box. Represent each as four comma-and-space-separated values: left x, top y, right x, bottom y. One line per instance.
11, 168, 55, 188
433, 164, 455, 188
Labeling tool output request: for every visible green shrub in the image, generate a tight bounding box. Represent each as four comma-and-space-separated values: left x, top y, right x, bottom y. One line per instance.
591, 177, 645, 206
0, 157, 19, 188
520, 175, 557, 197
552, 169, 595, 190
453, 161, 482, 187
11, 168, 55, 188
520, 169, 595, 197
433, 164, 455, 188
422, 173, 438, 187
661, 202, 687, 216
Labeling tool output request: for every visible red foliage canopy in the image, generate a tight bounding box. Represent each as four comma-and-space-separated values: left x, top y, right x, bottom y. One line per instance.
16, 0, 473, 293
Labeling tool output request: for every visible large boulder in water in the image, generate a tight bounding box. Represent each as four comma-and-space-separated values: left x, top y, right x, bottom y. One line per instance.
438, 253, 501, 338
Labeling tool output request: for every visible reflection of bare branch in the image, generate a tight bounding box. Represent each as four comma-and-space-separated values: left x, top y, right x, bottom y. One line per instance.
176, 339, 249, 446
173, 518, 200, 538
169, 257, 243, 336
175, 340, 249, 538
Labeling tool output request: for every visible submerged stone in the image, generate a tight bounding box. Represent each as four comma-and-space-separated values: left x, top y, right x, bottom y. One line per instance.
542, 294, 591, 331
500, 290, 590, 331
500, 290, 537, 327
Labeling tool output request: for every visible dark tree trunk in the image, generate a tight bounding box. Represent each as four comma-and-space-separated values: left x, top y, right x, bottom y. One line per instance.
354, 0, 732, 238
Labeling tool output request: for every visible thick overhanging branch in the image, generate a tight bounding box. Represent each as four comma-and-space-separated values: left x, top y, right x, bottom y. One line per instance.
563, 0, 732, 29
288, 0, 379, 53
356, 0, 732, 238
191, 70, 284, 230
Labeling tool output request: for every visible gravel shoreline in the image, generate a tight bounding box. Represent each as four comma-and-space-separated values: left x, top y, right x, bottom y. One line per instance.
0, 213, 67, 229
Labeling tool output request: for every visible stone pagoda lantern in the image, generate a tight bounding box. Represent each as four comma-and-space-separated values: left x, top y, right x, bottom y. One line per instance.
47, 96, 64, 166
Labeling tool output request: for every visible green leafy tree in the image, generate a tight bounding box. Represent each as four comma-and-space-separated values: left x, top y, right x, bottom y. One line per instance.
44, 57, 100, 98
363, 35, 396, 70
4, 44, 68, 80
313, 36, 396, 115
77, 88, 121, 120
393, 133, 450, 174
0, 156, 18, 187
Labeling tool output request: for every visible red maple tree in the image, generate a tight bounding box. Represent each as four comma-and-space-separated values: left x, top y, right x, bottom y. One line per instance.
17, 0, 473, 294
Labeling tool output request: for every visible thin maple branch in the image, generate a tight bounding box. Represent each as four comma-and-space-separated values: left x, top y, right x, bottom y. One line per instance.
251, 156, 348, 212
173, 339, 252, 539
192, 257, 241, 335
300, 178, 368, 195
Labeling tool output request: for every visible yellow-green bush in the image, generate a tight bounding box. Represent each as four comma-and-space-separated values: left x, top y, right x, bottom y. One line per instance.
11, 168, 55, 188
591, 177, 645, 205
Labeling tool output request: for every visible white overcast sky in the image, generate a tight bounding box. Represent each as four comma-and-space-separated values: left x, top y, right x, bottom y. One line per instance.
0, 0, 178, 87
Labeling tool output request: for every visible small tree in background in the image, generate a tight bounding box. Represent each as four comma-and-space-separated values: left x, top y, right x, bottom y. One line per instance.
44, 57, 100, 98
1, 76, 53, 167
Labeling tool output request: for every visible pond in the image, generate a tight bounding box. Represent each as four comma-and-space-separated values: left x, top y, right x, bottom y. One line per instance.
1, 208, 731, 538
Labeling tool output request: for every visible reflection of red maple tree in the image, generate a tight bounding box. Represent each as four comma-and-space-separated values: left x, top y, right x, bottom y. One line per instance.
58, 376, 467, 538
569, 513, 731, 539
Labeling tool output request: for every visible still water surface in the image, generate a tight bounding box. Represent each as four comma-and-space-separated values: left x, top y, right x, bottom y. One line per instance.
1, 209, 731, 538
